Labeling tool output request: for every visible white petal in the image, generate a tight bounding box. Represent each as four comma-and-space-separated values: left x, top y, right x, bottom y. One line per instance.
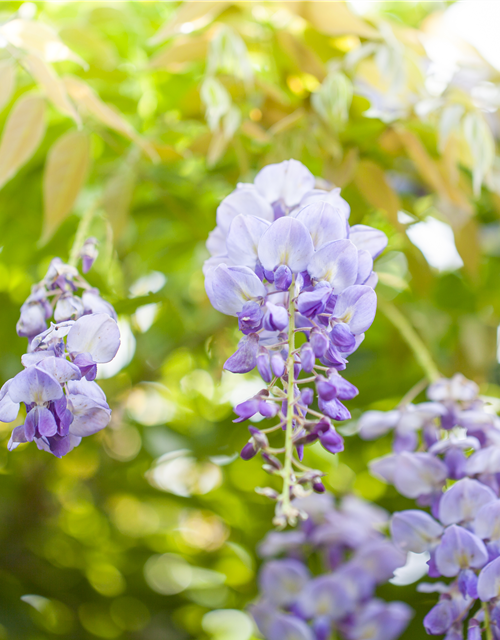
66, 314, 121, 363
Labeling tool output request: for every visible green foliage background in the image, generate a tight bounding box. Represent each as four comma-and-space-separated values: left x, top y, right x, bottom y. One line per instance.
0, 1, 498, 638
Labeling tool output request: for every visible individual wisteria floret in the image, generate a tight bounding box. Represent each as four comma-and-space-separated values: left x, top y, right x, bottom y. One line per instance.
250, 492, 413, 640
0, 254, 120, 458
204, 159, 387, 526
360, 373, 500, 639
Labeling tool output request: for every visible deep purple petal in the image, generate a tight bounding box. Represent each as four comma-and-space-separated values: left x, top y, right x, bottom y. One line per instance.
224, 333, 259, 374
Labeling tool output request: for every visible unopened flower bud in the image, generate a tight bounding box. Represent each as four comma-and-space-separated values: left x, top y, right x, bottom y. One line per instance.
274, 264, 292, 291
80, 237, 98, 274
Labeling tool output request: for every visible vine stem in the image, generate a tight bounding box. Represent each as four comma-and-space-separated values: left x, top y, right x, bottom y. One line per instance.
281, 278, 296, 521
68, 200, 100, 268
378, 300, 440, 383
484, 603, 494, 640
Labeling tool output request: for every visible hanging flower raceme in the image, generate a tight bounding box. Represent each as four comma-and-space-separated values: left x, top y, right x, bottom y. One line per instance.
204, 159, 387, 526
250, 493, 412, 640
0, 253, 120, 458
360, 373, 500, 638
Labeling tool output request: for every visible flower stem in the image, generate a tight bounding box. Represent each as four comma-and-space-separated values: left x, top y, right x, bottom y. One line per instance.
281, 278, 296, 522
398, 377, 428, 407
484, 603, 494, 640
379, 300, 440, 383
68, 199, 100, 268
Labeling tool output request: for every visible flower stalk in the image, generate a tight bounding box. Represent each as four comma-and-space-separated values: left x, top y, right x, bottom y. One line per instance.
280, 278, 296, 524
379, 299, 440, 382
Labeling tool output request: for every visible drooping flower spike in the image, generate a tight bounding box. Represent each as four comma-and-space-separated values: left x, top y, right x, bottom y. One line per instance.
251, 493, 412, 640
1, 250, 120, 457
361, 373, 500, 638
204, 159, 387, 526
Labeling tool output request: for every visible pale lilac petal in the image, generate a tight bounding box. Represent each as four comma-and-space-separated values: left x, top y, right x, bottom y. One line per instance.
349, 224, 388, 258
54, 294, 84, 323
355, 249, 373, 285
348, 600, 412, 640
21, 350, 56, 367
66, 378, 108, 407
226, 214, 270, 268
439, 478, 496, 526
205, 264, 266, 316
216, 186, 274, 234
66, 313, 121, 363
391, 510, 444, 553
294, 202, 347, 249
9, 367, 63, 404
370, 454, 398, 484
474, 500, 500, 541
254, 159, 315, 207
478, 556, 500, 601
353, 539, 406, 581
297, 574, 355, 620
81, 290, 117, 321
8, 425, 27, 450
268, 615, 314, 640
466, 446, 500, 475
36, 356, 81, 384
307, 240, 358, 293
258, 217, 315, 273
358, 410, 400, 440
300, 187, 350, 219
332, 285, 377, 334
427, 374, 479, 402
206, 225, 227, 256
202, 254, 228, 277
259, 559, 310, 607
35, 406, 58, 437
435, 525, 488, 577
67, 394, 111, 437
393, 452, 448, 498
0, 380, 20, 423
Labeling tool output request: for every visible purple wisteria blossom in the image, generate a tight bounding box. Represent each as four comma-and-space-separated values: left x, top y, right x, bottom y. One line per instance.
361, 373, 500, 638
204, 159, 387, 526
1, 253, 120, 457
250, 493, 412, 640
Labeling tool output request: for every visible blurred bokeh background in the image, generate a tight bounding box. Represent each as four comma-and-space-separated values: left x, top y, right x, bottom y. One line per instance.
1, 1, 500, 638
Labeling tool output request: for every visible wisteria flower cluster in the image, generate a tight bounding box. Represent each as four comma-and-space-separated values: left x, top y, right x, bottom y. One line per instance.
0, 254, 120, 458
361, 374, 500, 638
250, 492, 412, 640
204, 159, 387, 526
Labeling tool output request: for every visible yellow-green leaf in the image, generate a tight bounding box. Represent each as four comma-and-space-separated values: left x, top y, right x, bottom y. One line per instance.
149, 1, 228, 45
42, 130, 90, 243
149, 35, 209, 71
63, 76, 159, 162
354, 159, 401, 227
299, 2, 380, 39
0, 61, 16, 113
0, 18, 86, 66
0, 94, 46, 190
103, 163, 136, 242
23, 53, 80, 124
